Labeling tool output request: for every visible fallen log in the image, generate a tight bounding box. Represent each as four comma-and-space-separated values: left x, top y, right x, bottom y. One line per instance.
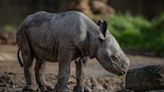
125, 65, 164, 92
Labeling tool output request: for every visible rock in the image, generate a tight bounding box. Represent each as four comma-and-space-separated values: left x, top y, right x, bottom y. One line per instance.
126, 65, 164, 92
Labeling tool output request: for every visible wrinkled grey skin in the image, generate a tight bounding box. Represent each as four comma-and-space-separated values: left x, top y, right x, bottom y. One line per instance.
16, 11, 130, 92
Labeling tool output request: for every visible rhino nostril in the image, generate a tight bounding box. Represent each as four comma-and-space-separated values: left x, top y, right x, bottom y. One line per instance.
117, 70, 126, 76
120, 70, 126, 75
122, 70, 126, 74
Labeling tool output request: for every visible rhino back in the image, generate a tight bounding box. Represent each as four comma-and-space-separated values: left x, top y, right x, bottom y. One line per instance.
20, 11, 99, 61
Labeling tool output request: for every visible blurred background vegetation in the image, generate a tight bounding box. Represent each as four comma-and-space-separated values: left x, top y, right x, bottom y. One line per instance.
0, 0, 164, 56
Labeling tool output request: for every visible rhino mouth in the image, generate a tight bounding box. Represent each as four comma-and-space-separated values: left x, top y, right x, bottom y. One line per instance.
104, 63, 126, 76
110, 60, 127, 75
116, 69, 126, 75
96, 56, 127, 75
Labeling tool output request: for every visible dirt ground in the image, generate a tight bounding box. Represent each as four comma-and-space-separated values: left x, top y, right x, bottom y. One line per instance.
0, 45, 164, 92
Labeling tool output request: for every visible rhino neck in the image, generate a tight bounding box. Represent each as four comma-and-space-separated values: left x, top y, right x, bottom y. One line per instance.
77, 36, 90, 57
77, 25, 100, 58
76, 33, 97, 58
87, 33, 99, 58
88, 43, 98, 59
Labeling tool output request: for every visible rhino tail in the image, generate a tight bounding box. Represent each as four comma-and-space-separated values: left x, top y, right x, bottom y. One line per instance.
17, 48, 23, 67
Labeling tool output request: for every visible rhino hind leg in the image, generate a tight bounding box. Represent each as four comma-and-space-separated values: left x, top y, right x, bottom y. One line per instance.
21, 51, 38, 91
35, 59, 53, 91
73, 57, 91, 92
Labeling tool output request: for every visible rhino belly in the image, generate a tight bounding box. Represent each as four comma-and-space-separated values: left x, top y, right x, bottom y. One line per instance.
33, 44, 58, 62
30, 35, 59, 62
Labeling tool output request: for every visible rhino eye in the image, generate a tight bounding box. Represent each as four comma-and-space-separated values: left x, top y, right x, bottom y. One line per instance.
111, 55, 117, 61
111, 55, 120, 62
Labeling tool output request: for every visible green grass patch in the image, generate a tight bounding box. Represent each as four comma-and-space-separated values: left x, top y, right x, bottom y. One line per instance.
108, 13, 164, 56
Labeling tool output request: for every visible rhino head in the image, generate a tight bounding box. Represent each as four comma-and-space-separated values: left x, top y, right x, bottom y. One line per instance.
89, 19, 130, 75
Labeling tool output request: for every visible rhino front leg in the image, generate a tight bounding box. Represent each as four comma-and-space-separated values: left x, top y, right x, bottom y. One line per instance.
73, 57, 91, 92
54, 50, 73, 92
22, 52, 38, 91
35, 59, 53, 91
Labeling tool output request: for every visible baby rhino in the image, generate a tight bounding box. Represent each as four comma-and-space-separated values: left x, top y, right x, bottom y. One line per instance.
16, 11, 130, 92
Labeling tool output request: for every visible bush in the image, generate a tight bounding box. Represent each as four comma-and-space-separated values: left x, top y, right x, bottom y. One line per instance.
108, 13, 164, 56
152, 13, 164, 32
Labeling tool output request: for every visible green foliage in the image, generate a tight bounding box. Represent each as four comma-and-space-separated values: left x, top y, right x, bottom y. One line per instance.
151, 13, 164, 32
109, 13, 164, 56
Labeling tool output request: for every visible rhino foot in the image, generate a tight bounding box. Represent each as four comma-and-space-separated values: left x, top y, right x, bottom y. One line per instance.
73, 85, 84, 92
84, 86, 91, 92
53, 84, 69, 92
73, 86, 91, 92
22, 85, 38, 92
39, 84, 53, 92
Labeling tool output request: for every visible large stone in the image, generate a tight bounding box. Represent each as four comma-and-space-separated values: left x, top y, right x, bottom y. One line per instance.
126, 65, 164, 92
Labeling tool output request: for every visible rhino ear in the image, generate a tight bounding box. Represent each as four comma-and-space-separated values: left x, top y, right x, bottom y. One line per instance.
97, 19, 103, 26
97, 19, 107, 37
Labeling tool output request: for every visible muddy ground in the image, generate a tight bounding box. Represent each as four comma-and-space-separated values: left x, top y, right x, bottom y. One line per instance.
0, 45, 164, 92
